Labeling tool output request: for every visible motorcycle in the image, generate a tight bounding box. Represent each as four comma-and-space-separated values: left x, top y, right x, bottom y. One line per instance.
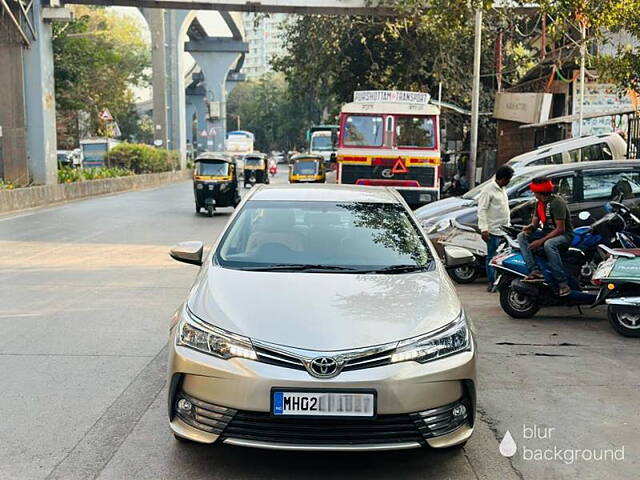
491, 202, 640, 319
438, 220, 504, 284
591, 245, 640, 337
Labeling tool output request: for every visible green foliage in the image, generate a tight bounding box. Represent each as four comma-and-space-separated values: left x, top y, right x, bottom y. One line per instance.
273, 6, 528, 142
227, 73, 311, 152
108, 144, 179, 174
53, 6, 150, 148
0, 179, 17, 190
534, 0, 640, 92
57, 167, 134, 184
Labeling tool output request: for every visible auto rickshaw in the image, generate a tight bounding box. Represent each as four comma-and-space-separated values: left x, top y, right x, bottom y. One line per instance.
243, 153, 269, 188
289, 154, 326, 183
193, 153, 241, 217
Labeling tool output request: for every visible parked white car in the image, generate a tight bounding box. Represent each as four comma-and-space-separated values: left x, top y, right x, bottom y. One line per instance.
506, 133, 627, 170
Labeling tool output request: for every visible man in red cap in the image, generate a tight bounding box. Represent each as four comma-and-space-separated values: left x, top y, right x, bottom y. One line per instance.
517, 176, 574, 296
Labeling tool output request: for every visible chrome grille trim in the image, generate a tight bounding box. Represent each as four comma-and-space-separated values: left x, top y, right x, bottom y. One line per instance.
251, 339, 398, 375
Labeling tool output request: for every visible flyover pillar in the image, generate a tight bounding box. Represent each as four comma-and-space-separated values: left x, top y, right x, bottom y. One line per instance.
22, 0, 58, 185
165, 9, 193, 167
186, 38, 248, 152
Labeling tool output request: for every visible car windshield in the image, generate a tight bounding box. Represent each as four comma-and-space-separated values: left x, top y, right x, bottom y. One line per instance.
216, 200, 433, 272
461, 173, 532, 200
196, 161, 229, 176
311, 135, 333, 151
293, 161, 319, 175
245, 158, 264, 167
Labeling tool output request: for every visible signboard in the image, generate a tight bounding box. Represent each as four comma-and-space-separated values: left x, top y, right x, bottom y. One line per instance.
207, 101, 221, 120
493, 92, 552, 124
572, 78, 634, 136
354, 91, 431, 105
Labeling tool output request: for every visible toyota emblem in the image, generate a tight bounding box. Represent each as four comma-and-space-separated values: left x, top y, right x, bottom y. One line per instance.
308, 357, 340, 378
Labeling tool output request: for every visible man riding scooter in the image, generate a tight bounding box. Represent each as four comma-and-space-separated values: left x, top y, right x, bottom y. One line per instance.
517, 177, 574, 297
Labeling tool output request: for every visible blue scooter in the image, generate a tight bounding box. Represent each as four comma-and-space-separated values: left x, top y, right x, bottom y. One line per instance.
491, 202, 640, 319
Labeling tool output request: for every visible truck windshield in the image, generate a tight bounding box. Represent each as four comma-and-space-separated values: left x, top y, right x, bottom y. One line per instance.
216, 201, 433, 272
396, 116, 435, 148
343, 116, 383, 147
311, 135, 333, 151
197, 161, 229, 176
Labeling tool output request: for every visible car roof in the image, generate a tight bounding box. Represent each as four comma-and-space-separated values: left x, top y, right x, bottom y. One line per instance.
195, 152, 234, 163
291, 154, 324, 161
249, 184, 399, 203
509, 134, 621, 162
519, 159, 640, 174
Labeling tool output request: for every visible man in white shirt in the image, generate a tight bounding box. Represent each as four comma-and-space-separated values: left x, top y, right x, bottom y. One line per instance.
477, 165, 514, 292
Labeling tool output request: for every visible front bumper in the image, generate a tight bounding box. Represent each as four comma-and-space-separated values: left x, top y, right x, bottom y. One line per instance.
168, 334, 476, 450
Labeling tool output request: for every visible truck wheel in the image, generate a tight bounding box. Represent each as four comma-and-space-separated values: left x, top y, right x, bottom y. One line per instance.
608, 305, 640, 337
500, 280, 539, 319
449, 265, 478, 284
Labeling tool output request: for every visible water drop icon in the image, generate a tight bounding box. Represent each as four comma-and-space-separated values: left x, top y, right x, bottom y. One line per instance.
499, 430, 517, 457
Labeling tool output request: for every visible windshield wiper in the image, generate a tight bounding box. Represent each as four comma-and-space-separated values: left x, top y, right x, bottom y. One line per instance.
362, 263, 433, 274
237, 264, 360, 272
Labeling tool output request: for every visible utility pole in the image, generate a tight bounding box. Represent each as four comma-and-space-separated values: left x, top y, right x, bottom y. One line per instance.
578, 18, 586, 138
468, 8, 482, 186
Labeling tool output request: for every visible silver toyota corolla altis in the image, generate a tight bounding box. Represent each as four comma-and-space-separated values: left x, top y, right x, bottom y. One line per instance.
167, 185, 476, 451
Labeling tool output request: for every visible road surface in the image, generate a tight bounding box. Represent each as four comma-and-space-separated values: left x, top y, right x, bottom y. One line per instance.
0, 173, 636, 479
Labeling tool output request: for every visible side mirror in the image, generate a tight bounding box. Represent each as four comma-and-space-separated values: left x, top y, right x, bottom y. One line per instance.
578, 211, 591, 221
170, 241, 204, 266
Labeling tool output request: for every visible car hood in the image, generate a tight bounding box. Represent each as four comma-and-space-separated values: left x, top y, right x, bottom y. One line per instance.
416, 197, 475, 223
187, 266, 462, 351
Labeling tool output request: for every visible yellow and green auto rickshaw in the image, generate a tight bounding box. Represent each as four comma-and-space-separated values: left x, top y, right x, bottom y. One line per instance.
289, 154, 326, 183
193, 153, 241, 217
243, 153, 270, 188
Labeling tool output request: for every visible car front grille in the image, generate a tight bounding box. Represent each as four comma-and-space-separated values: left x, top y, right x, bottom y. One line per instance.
252, 340, 396, 376
175, 391, 472, 447
221, 411, 426, 446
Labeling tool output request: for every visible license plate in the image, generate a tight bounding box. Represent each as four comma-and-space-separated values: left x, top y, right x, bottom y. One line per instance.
272, 390, 375, 417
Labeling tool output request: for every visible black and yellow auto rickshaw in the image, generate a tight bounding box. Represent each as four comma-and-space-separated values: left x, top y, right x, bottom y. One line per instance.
289, 154, 326, 183
243, 153, 269, 188
193, 154, 241, 217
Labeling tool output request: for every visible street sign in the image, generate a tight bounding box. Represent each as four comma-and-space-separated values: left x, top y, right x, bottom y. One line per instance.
208, 127, 217, 137
200, 129, 208, 137
99, 109, 113, 122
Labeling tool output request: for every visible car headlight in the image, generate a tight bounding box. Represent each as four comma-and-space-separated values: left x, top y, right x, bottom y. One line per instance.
391, 311, 471, 364
177, 307, 257, 360
196, 183, 204, 190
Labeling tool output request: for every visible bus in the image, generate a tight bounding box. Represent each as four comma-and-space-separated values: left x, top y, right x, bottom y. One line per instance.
336, 91, 441, 208
225, 131, 254, 155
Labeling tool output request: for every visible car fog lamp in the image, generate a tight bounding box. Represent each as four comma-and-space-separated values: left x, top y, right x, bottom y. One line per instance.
177, 398, 192, 413
452, 404, 467, 418
608, 283, 615, 290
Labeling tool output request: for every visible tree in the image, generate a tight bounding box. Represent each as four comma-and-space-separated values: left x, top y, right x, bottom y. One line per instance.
53, 6, 150, 148
272, 5, 532, 145
531, 0, 640, 92
227, 73, 312, 152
